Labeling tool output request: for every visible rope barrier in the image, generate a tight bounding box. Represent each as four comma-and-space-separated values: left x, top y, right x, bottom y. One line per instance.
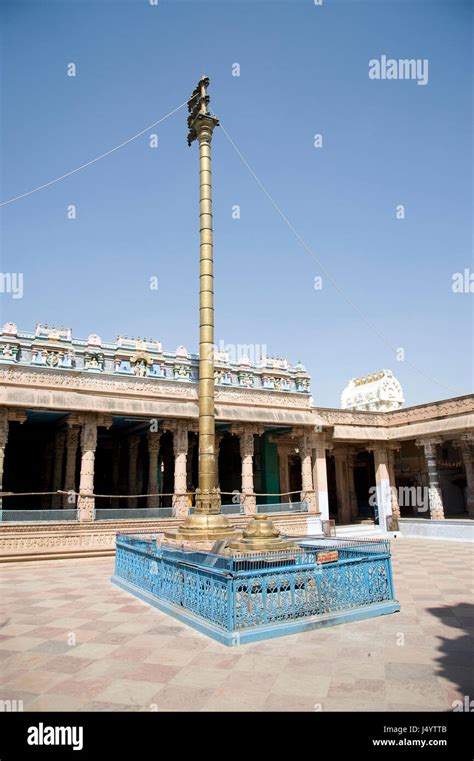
0, 489, 309, 499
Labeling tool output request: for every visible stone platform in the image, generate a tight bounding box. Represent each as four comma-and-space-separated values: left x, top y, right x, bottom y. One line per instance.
0, 538, 471, 711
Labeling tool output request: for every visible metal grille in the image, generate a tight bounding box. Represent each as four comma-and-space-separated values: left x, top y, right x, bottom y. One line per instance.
0, 509, 79, 522
256, 502, 308, 514
95, 508, 173, 520
114, 534, 396, 633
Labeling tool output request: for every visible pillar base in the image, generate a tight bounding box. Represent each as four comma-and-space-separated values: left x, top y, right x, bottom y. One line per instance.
78, 496, 94, 523
172, 493, 189, 518
165, 487, 240, 541
165, 512, 240, 542
242, 493, 256, 515
302, 491, 317, 513
227, 515, 295, 554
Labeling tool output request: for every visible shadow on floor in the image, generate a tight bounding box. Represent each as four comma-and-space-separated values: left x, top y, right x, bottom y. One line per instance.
428, 603, 474, 707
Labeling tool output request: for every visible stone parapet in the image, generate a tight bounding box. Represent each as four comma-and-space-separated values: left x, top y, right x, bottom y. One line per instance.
0, 512, 317, 563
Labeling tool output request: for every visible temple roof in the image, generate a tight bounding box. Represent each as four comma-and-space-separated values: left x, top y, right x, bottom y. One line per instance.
0, 322, 311, 396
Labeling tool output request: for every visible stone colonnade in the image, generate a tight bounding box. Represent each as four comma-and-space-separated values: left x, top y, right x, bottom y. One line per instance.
0, 407, 472, 524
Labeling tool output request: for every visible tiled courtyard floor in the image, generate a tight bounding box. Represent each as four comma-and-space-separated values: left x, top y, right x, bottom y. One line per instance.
0, 537, 473, 712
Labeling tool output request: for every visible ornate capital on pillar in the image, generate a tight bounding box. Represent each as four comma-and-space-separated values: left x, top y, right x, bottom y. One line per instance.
173, 421, 189, 455
147, 430, 161, 454
128, 435, 140, 456
0, 410, 9, 447
66, 424, 80, 448
81, 420, 97, 453
55, 429, 66, 446
298, 433, 313, 459
453, 434, 473, 461
97, 414, 113, 430
311, 432, 330, 450
415, 437, 443, 458
238, 430, 255, 458
69, 412, 112, 432
0, 407, 27, 447
367, 443, 389, 464
6, 409, 27, 425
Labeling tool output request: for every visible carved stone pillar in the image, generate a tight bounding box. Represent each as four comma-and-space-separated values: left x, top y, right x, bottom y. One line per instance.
238, 429, 256, 515
453, 435, 474, 517
128, 436, 140, 508
0, 409, 27, 510
347, 450, 359, 519
136, 449, 144, 504
51, 431, 66, 508
416, 438, 444, 520
0, 412, 9, 511
372, 446, 393, 530
278, 445, 289, 503
215, 433, 224, 489
77, 417, 97, 522
299, 432, 316, 513
172, 421, 189, 517
334, 448, 351, 524
111, 441, 121, 509
387, 445, 401, 520
63, 425, 80, 508
41, 441, 54, 508
147, 432, 161, 508
312, 439, 329, 521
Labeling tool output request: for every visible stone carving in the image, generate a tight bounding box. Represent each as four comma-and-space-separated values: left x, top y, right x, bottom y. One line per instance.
0, 343, 20, 361
84, 352, 104, 371
0, 323, 312, 402
319, 396, 474, 426
0, 513, 310, 559
174, 364, 191, 380
341, 369, 404, 412
35, 324, 72, 342
295, 377, 310, 392
87, 334, 102, 347
238, 371, 254, 387
1, 322, 18, 337
214, 369, 232, 385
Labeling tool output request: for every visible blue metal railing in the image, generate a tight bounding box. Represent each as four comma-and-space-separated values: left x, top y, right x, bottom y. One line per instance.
256, 501, 308, 514
113, 533, 397, 634
95, 508, 173, 520
0, 509, 79, 522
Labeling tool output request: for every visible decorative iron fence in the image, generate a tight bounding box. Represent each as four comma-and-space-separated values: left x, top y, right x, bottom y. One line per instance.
113, 533, 398, 644
0, 509, 79, 522
256, 501, 308, 514
94, 508, 173, 520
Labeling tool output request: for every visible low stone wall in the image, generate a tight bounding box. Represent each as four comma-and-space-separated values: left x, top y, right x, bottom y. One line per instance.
0, 513, 318, 562
399, 518, 474, 542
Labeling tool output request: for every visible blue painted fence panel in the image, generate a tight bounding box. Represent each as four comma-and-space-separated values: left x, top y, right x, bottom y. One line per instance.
113, 534, 397, 634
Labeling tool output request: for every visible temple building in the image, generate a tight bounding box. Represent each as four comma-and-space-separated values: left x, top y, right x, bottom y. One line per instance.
0, 321, 472, 561
341, 369, 404, 412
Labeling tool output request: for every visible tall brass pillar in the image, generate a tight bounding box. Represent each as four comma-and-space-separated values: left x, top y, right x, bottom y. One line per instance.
166, 76, 237, 541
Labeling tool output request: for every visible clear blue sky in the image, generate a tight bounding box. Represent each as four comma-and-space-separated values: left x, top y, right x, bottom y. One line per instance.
1, 0, 472, 407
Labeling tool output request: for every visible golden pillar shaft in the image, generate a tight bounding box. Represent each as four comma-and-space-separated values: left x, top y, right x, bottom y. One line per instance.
166, 77, 238, 539
197, 131, 216, 498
